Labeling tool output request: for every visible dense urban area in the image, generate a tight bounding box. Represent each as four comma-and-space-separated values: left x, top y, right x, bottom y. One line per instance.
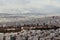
0, 16, 60, 40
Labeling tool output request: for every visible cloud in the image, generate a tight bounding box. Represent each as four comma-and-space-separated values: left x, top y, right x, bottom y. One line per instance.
0, 0, 60, 15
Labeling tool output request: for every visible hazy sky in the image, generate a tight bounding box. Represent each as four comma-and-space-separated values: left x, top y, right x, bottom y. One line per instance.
0, 0, 60, 15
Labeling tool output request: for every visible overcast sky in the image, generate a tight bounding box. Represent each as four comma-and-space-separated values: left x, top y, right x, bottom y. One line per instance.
0, 0, 60, 15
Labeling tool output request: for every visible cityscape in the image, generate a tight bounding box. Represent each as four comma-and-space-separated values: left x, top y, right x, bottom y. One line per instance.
0, 0, 60, 40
